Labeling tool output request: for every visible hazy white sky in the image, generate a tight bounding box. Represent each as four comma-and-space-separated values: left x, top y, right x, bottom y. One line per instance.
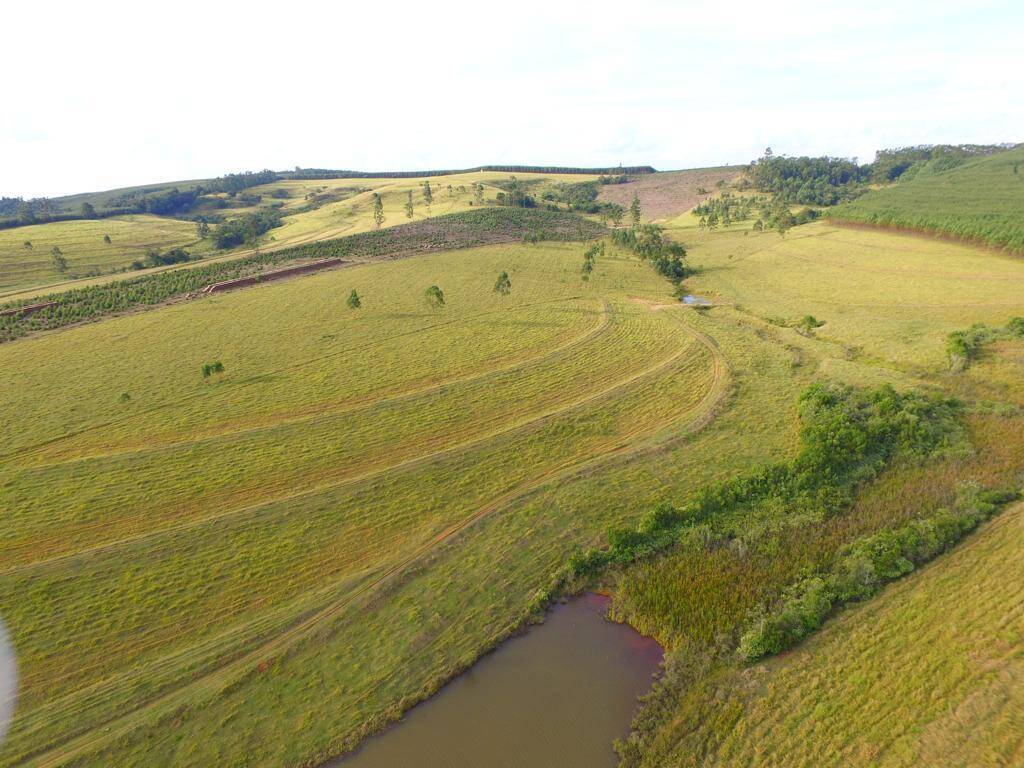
2, 0, 1021, 198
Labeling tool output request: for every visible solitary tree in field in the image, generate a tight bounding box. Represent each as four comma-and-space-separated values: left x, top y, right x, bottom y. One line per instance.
23, 240, 32, 249
17, 202, 35, 225
422, 180, 433, 210
103, 234, 111, 243
630, 193, 641, 228
196, 220, 210, 239
447, 184, 454, 198
474, 183, 484, 205
202, 360, 225, 379
425, 284, 445, 310
347, 289, 361, 309
51, 246, 67, 273
404, 190, 414, 219
494, 271, 511, 296
372, 193, 385, 228
608, 204, 624, 228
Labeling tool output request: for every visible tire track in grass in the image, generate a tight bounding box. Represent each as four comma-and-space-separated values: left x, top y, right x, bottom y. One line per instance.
3, 303, 684, 585
13, 299, 610, 470
1, 294, 592, 465
22, 308, 729, 768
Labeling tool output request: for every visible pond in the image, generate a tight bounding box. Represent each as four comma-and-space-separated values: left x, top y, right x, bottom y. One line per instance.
332, 593, 663, 768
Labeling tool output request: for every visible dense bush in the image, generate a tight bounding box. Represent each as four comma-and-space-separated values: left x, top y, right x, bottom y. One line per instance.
747, 150, 869, 205
611, 224, 689, 284
947, 316, 1024, 370
213, 208, 283, 249
567, 383, 962, 580
737, 484, 1020, 660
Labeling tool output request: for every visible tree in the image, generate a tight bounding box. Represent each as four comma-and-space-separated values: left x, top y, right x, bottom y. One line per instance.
372, 193, 385, 228
196, 220, 210, 239
404, 190, 414, 219
103, 234, 112, 243
51, 246, 67, 273
22, 240, 32, 249
202, 360, 225, 378
422, 180, 433, 209
80, 202, 97, 219
474, 183, 484, 204
347, 289, 361, 309
17, 201, 34, 225
493, 271, 511, 296
608, 204, 625, 228
630, 193, 641, 228
424, 284, 445, 309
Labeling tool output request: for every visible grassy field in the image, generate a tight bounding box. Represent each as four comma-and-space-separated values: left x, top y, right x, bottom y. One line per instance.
0, 216, 207, 294
831, 145, 1024, 253
4, 168, 1024, 768
602, 207, 1024, 768
676, 220, 1024, 371
0, 227, 823, 767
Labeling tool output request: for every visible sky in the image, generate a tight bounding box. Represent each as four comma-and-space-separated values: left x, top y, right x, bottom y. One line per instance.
1, 0, 1022, 199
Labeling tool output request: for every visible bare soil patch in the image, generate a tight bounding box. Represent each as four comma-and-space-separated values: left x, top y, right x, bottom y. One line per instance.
598, 167, 743, 220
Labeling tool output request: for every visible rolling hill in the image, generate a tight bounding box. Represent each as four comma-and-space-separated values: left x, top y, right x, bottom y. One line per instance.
1, 153, 1022, 768
831, 144, 1024, 253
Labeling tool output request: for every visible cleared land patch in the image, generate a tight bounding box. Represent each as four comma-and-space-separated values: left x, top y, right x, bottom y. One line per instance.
598, 167, 741, 220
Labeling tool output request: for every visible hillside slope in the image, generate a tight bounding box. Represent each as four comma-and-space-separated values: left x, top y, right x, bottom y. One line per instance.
658, 499, 1024, 768
831, 145, 1024, 253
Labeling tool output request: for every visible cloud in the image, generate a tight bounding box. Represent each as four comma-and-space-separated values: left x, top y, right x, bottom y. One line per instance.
1, 0, 1021, 197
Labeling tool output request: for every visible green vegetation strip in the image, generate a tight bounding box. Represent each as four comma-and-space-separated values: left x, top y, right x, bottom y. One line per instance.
566, 382, 962, 580
0, 208, 603, 342
737, 484, 1021, 661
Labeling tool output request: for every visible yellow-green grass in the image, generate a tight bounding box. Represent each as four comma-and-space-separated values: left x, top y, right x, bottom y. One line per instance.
21, 286, 812, 768
0, 216, 209, 294
672, 219, 1024, 371
0, 231, 821, 767
8, 208, 1021, 767
659, 499, 1024, 768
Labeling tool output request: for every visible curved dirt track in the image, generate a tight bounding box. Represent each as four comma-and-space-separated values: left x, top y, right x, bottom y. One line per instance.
24, 306, 730, 768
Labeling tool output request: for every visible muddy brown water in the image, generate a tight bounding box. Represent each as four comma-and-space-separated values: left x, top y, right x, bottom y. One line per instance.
331, 593, 663, 768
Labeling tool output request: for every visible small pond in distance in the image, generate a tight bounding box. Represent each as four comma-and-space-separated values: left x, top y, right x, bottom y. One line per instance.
332, 593, 662, 768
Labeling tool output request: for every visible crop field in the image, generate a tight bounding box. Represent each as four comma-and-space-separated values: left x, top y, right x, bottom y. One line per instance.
831, 145, 1024, 253
0, 228, 832, 767
0, 216, 206, 295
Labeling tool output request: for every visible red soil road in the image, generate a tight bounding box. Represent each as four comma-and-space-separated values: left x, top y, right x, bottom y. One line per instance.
598, 167, 744, 220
